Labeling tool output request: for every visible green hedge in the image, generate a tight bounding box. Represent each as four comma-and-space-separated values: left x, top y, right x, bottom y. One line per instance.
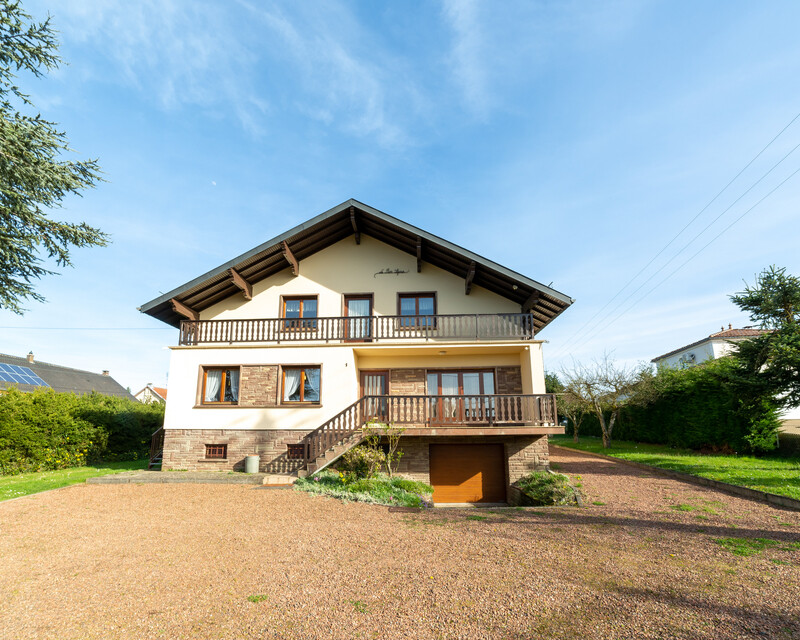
0, 388, 165, 475
569, 358, 781, 453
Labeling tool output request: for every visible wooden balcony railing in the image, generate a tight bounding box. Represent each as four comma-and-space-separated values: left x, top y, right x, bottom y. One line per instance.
301, 393, 557, 465
178, 313, 535, 345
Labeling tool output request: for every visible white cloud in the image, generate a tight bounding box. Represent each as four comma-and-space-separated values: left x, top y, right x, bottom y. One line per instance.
441, 0, 491, 117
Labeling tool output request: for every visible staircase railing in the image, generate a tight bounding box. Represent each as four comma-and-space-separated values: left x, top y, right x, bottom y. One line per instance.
300, 393, 557, 467
149, 426, 165, 469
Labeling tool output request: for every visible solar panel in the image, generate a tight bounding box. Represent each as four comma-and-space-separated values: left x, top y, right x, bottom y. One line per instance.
0, 364, 49, 387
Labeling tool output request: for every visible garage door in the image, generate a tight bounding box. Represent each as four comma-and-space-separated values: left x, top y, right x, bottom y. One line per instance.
429, 444, 506, 503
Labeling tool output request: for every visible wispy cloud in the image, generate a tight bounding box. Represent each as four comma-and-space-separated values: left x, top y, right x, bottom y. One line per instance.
441, 0, 491, 117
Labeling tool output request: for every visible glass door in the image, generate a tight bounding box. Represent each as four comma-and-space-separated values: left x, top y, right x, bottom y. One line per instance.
361, 371, 389, 422
427, 370, 495, 424
345, 295, 373, 341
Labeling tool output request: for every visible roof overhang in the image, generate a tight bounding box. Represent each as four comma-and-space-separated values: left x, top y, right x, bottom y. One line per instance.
138, 199, 574, 332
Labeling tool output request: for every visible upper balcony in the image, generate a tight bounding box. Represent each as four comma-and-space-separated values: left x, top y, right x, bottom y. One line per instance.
178, 312, 536, 346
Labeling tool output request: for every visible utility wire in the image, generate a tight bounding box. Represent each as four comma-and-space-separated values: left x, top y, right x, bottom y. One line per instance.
552, 110, 800, 358
565, 163, 800, 355
552, 137, 800, 359
0, 327, 174, 330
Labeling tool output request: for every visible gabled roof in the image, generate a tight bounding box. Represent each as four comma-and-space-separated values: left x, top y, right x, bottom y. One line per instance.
0, 353, 134, 399
139, 199, 574, 332
651, 326, 768, 363
134, 385, 168, 402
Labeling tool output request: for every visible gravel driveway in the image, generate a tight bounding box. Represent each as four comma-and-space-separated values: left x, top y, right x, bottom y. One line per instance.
1, 448, 799, 640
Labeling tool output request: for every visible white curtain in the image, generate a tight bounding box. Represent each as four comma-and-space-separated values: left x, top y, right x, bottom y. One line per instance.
462, 373, 481, 419
204, 370, 222, 402
283, 368, 302, 401
441, 373, 459, 417
227, 369, 240, 402
305, 368, 320, 402
348, 299, 371, 338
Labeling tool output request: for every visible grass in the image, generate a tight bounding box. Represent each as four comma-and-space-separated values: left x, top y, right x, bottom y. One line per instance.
247, 594, 269, 603
552, 435, 800, 501
0, 459, 148, 502
295, 470, 433, 508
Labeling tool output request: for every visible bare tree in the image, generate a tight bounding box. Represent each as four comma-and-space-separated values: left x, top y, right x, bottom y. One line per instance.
561, 355, 642, 448
558, 389, 590, 443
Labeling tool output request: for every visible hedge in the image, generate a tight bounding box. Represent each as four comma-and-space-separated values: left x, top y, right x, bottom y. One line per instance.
0, 387, 165, 475
568, 358, 782, 453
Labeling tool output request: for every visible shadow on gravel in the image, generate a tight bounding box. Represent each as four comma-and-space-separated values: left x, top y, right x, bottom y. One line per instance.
610, 585, 800, 637
420, 508, 800, 544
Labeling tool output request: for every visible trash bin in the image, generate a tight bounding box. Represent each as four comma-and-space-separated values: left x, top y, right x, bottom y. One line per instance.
245, 454, 260, 474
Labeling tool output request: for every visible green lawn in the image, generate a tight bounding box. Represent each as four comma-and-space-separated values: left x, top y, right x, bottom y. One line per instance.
0, 460, 148, 502
551, 435, 800, 501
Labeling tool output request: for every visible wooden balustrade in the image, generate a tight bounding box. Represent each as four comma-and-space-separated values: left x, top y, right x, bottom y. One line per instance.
178, 313, 535, 345
301, 393, 557, 465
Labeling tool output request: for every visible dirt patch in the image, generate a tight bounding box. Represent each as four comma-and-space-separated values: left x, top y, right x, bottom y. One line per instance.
0, 448, 798, 639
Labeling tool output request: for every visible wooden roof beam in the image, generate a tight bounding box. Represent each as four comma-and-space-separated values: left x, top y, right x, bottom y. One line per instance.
282, 241, 299, 276
465, 261, 476, 295
416, 237, 422, 273
228, 268, 252, 300
350, 206, 360, 245
170, 298, 199, 322
521, 291, 540, 313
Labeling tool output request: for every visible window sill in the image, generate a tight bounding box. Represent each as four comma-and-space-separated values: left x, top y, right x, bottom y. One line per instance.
198, 458, 228, 463
194, 404, 240, 409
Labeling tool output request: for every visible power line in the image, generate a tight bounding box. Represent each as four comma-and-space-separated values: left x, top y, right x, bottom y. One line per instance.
565, 162, 800, 355
0, 326, 174, 331
554, 111, 800, 355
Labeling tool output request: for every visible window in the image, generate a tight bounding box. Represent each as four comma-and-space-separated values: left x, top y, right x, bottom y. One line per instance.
205, 444, 227, 459
282, 366, 321, 403
286, 444, 305, 459
281, 296, 318, 329
427, 370, 496, 422
202, 368, 240, 404
398, 293, 436, 327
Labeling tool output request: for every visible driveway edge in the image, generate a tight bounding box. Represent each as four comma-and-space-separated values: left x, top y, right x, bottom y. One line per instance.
550, 444, 800, 512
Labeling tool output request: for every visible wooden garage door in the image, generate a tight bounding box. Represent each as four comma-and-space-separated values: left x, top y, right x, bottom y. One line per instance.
429, 444, 506, 503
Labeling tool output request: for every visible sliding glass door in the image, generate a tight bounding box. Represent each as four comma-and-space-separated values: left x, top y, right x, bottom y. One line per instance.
427, 370, 495, 423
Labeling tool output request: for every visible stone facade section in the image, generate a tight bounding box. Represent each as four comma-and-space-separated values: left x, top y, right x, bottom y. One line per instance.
162, 428, 310, 473
238, 365, 279, 407
390, 368, 426, 395
496, 366, 523, 394
391, 434, 549, 489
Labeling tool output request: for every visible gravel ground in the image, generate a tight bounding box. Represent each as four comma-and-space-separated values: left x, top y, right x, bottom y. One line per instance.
1, 448, 799, 640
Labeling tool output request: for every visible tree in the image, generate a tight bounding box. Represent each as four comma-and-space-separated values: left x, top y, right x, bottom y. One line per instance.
561, 356, 642, 448
1, 1, 106, 313
547, 371, 589, 442
730, 266, 800, 410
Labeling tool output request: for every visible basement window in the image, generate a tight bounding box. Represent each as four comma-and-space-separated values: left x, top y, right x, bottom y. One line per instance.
286, 444, 305, 460
205, 444, 227, 459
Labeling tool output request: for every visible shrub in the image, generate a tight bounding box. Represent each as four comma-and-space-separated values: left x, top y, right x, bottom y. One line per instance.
0, 388, 164, 475
514, 471, 581, 506
295, 470, 433, 508
337, 445, 386, 482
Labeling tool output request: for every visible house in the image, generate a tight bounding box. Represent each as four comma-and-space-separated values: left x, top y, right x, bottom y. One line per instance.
134, 384, 168, 404
139, 199, 574, 503
0, 352, 133, 399
652, 325, 800, 430
651, 325, 768, 369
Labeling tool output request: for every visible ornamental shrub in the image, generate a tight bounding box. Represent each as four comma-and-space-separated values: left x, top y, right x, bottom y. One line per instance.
0, 388, 164, 474
514, 471, 581, 506
337, 445, 386, 482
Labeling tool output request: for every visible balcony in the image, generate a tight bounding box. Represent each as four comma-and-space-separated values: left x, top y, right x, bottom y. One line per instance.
178, 313, 536, 345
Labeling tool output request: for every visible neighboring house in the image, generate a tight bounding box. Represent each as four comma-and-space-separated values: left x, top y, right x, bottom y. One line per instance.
651, 325, 768, 369
139, 199, 574, 504
135, 384, 168, 404
0, 352, 133, 399
651, 325, 800, 429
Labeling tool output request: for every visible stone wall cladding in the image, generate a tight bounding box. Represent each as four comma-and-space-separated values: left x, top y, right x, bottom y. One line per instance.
239, 365, 279, 407
390, 368, 426, 395
392, 434, 549, 488
162, 428, 311, 473
496, 366, 523, 394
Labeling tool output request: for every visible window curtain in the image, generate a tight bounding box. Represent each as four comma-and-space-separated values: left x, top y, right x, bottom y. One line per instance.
441, 373, 459, 417
204, 370, 222, 402
227, 369, 240, 402
284, 368, 302, 401
304, 368, 320, 402
348, 299, 370, 338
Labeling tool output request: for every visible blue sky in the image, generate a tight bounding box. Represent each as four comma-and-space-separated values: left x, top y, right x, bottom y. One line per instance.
3, 0, 800, 390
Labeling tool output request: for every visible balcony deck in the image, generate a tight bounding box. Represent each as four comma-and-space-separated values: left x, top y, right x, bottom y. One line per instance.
178, 313, 536, 345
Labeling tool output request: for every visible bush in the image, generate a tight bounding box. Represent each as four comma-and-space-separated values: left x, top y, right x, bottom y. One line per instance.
337, 445, 386, 482
514, 471, 581, 506
0, 388, 164, 475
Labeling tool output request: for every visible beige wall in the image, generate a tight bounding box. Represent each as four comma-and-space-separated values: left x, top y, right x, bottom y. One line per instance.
200, 235, 521, 321
165, 342, 545, 431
